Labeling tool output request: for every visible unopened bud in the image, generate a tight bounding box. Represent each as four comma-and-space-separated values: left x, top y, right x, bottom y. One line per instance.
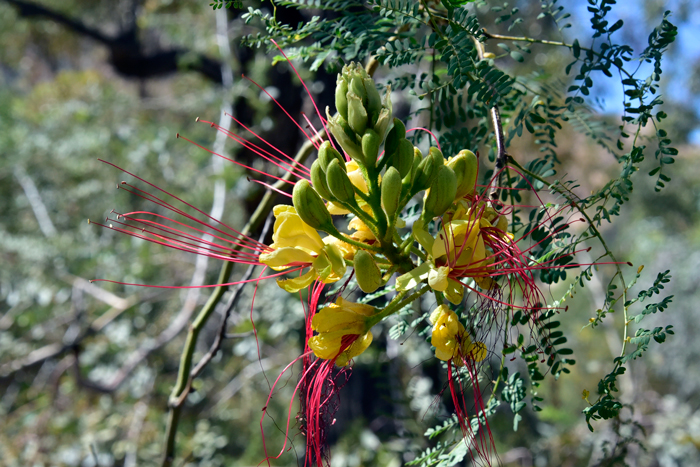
347, 91, 368, 135
448, 150, 478, 199
422, 165, 457, 221
353, 249, 383, 293
326, 109, 364, 163
350, 76, 367, 106
403, 148, 423, 189
384, 118, 406, 157
374, 108, 392, 141
335, 77, 349, 121
318, 141, 345, 171
364, 78, 382, 120
326, 159, 356, 204
413, 148, 443, 194
381, 166, 402, 220
311, 160, 334, 201
361, 129, 380, 168
292, 180, 336, 233
393, 139, 414, 178
428, 147, 445, 167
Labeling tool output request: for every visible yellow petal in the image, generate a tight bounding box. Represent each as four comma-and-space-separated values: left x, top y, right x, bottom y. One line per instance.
466, 341, 487, 362
336, 331, 373, 367
412, 222, 435, 253
323, 235, 357, 260
311, 304, 367, 333
327, 201, 351, 215
259, 247, 315, 270
308, 334, 343, 360
444, 278, 464, 305
428, 304, 448, 325
428, 266, 450, 292
270, 206, 325, 253
335, 297, 376, 316
432, 219, 481, 259
276, 269, 317, 293
346, 160, 369, 194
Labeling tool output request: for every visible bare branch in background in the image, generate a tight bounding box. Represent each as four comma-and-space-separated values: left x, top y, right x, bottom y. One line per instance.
0, 277, 140, 380
171, 211, 274, 408
13, 166, 57, 238
2, 0, 224, 83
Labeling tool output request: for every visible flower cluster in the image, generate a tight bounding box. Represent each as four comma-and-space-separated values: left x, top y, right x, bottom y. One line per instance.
95, 59, 595, 467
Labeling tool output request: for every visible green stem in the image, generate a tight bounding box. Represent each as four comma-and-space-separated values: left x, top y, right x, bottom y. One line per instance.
327, 229, 382, 253
481, 31, 633, 79
366, 286, 431, 328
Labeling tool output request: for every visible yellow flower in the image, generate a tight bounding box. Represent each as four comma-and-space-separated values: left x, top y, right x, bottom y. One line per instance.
429, 305, 486, 365
433, 208, 502, 291
308, 297, 375, 366
259, 205, 346, 292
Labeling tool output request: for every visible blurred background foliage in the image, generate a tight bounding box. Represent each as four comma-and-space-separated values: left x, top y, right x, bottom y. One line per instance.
0, 0, 698, 466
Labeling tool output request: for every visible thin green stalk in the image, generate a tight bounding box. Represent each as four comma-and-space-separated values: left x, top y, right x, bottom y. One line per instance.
367, 285, 431, 328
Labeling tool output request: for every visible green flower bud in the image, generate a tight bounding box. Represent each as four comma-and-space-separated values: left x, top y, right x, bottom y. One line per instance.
422, 165, 457, 221
347, 91, 368, 135
381, 166, 402, 220
326, 159, 356, 204
447, 149, 478, 199
351, 76, 367, 107
401, 147, 423, 196
373, 108, 392, 141
292, 180, 336, 233
326, 109, 364, 164
428, 147, 445, 167
393, 139, 414, 178
318, 141, 345, 171
361, 129, 380, 169
335, 77, 349, 121
384, 118, 406, 157
311, 160, 334, 201
413, 152, 438, 194
364, 78, 382, 121
353, 249, 383, 293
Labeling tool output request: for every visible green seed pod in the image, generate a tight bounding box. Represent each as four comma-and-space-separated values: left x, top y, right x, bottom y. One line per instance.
326, 159, 356, 204
422, 165, 457, 221
384, 118, 406, 158
361, 129, 380, 169
317, 141, 345, 171
335, 77, 349, 121
364, 77, 382, 120
326, 110, 364, 164
447, 149, 478, 199
353, 249, 383, 293
347, 91, 368, 135
310, 160, 334, 201
381, 166, 402, 219
393, 139, 414, 178
292, 180, 335, 233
